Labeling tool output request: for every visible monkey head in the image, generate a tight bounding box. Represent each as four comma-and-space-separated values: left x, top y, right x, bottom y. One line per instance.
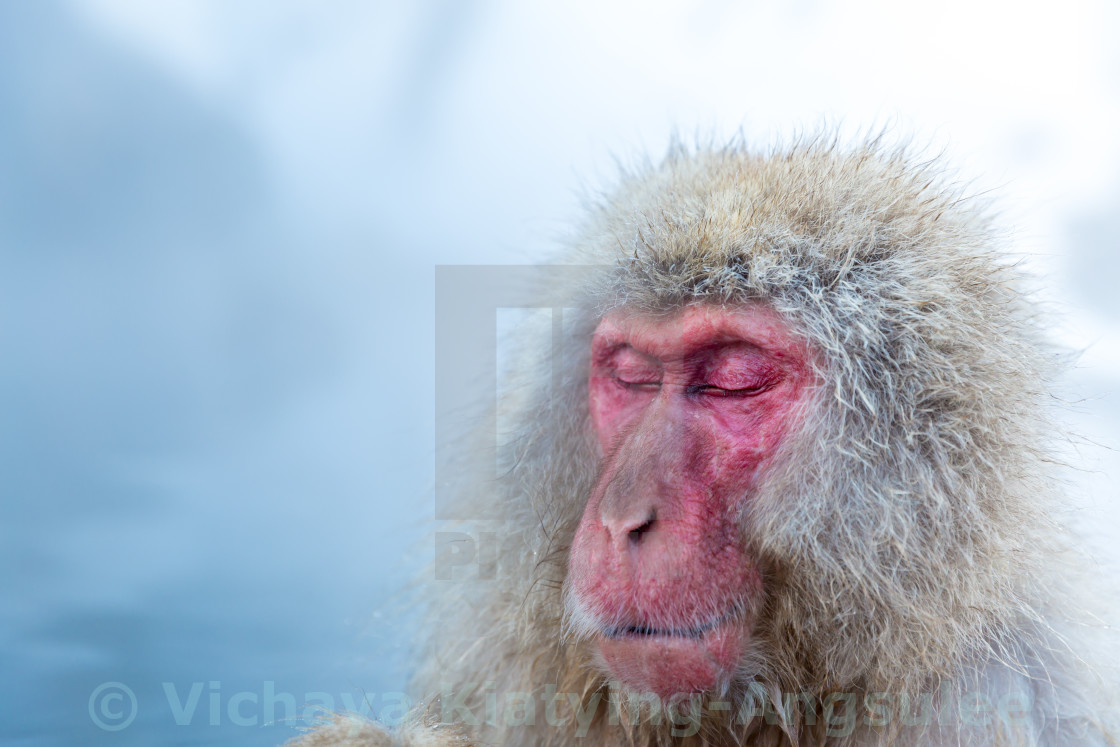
548, 141, 1059, 711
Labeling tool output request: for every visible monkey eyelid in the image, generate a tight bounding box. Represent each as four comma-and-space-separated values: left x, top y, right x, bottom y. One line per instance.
610, 378, 773, 397
614, 377, 662, 391
687, 384, 771, 398
685, 383, 775, 400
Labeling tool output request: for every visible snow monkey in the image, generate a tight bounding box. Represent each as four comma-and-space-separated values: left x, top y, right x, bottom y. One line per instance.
290, 138, 1118, 746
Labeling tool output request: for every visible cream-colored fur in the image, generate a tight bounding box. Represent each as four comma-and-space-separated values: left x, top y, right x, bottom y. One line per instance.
287, 136, 1118, 746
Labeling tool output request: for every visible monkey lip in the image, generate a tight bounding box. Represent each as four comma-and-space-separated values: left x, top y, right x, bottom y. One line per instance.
604, 613, 731, 640
597, 614, 744, 698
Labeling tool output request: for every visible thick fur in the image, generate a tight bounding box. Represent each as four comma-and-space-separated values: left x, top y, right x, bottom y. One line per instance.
288, 136, 1118, 746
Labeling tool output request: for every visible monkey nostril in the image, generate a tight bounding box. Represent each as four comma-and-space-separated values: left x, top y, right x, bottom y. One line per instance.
627, 510, 657, 544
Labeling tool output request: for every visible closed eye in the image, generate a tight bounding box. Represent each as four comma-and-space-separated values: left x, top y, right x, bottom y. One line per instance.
688, 384, 770, 397
616, 377, 661, 391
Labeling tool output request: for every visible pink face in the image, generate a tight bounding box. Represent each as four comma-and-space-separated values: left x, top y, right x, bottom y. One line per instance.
568, 303, 816, 699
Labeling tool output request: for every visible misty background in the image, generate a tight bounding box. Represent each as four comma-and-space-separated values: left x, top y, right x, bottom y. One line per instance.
2, 1, 1119, 744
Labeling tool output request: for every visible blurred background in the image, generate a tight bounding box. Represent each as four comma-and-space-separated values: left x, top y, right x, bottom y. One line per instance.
1, 1, 1118, 744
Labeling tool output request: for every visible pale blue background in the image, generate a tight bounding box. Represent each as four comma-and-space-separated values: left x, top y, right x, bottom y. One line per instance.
2, 1, 1119, 745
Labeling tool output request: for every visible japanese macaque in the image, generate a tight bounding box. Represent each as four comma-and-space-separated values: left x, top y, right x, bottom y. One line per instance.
289, 137, 1118, 745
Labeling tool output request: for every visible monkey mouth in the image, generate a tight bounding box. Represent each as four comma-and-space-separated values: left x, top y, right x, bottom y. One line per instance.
564, 586, 753, 696
595, 613, 746, 698
605, 614, 731, 640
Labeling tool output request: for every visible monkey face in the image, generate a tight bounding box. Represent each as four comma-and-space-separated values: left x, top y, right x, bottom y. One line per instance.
568, 302, 816, 699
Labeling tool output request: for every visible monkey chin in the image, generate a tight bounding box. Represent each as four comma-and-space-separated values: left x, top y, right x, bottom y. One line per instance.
597, 617, 744, 700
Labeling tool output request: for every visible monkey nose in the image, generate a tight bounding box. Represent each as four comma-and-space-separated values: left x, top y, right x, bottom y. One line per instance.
602, 507, 658, 549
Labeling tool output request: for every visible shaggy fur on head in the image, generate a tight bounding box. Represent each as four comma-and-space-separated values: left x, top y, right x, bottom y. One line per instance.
288, 136, 1118, 746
